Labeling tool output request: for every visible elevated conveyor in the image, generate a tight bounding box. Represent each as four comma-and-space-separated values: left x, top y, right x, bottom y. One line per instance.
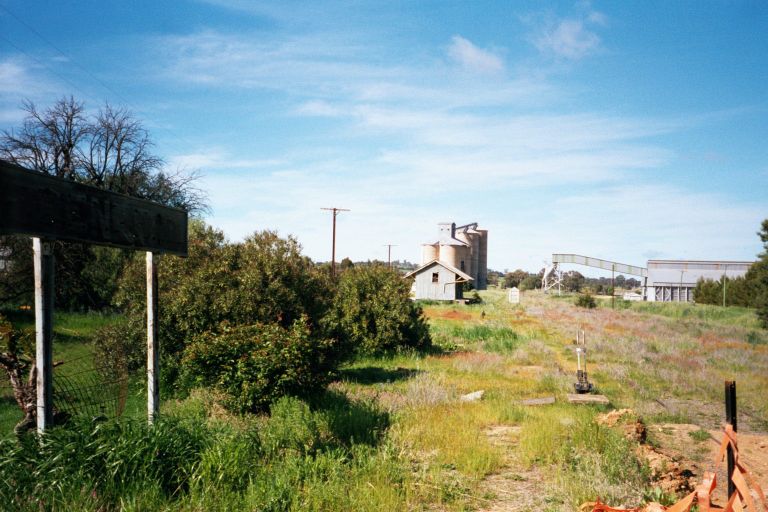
552, 254, 647, 277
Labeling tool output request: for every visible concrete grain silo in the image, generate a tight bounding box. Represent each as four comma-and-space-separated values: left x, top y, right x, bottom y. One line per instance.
421, 243, 439, 264
476, 229, 488, 289
439, 242, 467, 270
464, 227, 481, 284
455, 229, 474, 278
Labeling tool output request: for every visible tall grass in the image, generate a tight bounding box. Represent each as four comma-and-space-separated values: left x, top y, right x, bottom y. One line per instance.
627, 301, 761, 328
519, 405, 648, 509
0, 393, 410, 511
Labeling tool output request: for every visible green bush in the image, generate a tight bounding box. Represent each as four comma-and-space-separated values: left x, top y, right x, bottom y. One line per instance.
104, 221, 334, 388
181, 320, 341, 413
519, 274, 541, 291
575, 293, 597, 309
328, 265, 431, 355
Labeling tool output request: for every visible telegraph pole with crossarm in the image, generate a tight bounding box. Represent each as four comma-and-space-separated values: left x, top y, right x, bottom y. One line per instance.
321, 207, 349, 278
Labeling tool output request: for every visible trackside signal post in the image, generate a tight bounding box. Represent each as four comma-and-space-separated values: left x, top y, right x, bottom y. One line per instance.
0, 160, 188, 430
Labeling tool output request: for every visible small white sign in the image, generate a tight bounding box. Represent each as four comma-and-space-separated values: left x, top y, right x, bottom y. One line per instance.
508, 287, 520, 304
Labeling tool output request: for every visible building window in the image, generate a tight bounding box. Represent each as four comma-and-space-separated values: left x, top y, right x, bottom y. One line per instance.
431, 272, 439, 283
460, 260, 465, 271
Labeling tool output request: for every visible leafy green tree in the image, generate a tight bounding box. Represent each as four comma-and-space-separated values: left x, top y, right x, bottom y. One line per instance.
503, 269, 528, 289
328, 265, 430, 355
749, 219, 768, 328
694, 278, 721, 304
339, 257, 355, 272
519, 274, 541, 291
562, 271, 585, 292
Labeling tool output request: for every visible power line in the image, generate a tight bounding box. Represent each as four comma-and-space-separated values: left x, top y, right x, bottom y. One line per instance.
0, 5, 196, 157
0, 4, 133, 108
321, 207, 349, 278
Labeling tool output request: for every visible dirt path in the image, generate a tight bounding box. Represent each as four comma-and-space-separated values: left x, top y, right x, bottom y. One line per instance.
477, 425, 551, 512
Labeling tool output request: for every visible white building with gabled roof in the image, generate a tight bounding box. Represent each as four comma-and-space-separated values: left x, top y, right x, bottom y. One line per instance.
404, 259, 473, 301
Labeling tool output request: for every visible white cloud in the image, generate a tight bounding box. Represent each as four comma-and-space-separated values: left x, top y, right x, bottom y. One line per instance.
168, 148, 285, 170
447, 36, 504, 73
294, 100, 343, 117
0, 57, 61, 125
535, 19, 601, 60
587, 10, 607, 25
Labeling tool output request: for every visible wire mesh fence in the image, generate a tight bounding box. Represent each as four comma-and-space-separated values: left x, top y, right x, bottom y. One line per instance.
0, 348, 129, 435
53, 352, 129, 421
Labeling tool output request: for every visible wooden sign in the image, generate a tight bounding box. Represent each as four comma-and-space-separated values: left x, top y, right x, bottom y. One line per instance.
0, 160, 188, 256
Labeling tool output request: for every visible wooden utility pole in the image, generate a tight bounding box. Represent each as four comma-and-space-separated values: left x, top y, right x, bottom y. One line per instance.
321, 207, 349, 278
146, 252, 159, 422
384, 244, 397, 268
33, 238, 54, 432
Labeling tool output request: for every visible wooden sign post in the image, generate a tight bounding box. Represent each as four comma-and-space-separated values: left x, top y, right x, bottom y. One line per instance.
0, 160, 188, 431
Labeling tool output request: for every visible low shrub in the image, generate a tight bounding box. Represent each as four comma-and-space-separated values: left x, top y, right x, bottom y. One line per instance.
109, 222, 335, 389
329, 265, 431, 355
181, 319, 341, 413
575, 293, 597, 309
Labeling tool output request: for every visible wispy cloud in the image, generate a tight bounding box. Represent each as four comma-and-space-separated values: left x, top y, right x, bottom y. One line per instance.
536, 20, 600, 60
294, 100, 343, 117
447, 36, 504, 73
168, 148, 285, 170
153, 30, 552, 109
529, 6, 606, 61
0, 56, 60, 123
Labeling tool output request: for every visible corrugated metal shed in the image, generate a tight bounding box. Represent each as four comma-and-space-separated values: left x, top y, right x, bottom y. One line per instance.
647, 260, 752, 286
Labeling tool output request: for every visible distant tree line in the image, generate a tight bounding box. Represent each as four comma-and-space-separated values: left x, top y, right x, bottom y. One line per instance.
694, 219, 768, 327
498, 268, 640, 294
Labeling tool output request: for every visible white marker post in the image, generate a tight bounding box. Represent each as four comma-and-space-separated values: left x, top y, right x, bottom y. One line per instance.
146, 252, 159, 423
33, 238, 54, 432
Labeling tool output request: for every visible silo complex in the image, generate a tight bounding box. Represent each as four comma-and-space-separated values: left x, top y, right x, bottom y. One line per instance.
421, 243, 439, 265
476, 229, 488, 289
419, 222, 488, 290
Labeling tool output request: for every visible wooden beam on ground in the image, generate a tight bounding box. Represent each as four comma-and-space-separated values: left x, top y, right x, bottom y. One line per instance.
33, 238, 54, 432
567, 393, 610, 405
147, 252, 159, 423
520, 396, 556, 406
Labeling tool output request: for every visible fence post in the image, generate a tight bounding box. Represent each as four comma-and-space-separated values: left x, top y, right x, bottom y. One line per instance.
147, 252, 159, 423
33, 237, 54, 432
725, 380, 737, 499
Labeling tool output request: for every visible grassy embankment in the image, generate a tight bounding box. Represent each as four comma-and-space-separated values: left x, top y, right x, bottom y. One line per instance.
1, 290, 766, 511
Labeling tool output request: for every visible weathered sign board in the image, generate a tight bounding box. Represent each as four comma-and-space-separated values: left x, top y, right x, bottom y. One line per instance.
0, 160, 188, 431
0, 160, 187, 256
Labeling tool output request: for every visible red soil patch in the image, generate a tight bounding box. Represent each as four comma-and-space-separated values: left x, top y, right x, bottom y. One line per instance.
424, 308, 474, 321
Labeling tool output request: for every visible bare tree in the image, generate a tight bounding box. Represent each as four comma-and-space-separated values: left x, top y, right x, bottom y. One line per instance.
0, 97, 87, 179
0, 97, 208, 302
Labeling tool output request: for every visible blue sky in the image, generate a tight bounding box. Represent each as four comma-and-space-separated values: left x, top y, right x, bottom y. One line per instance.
1, 1, 766, 273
